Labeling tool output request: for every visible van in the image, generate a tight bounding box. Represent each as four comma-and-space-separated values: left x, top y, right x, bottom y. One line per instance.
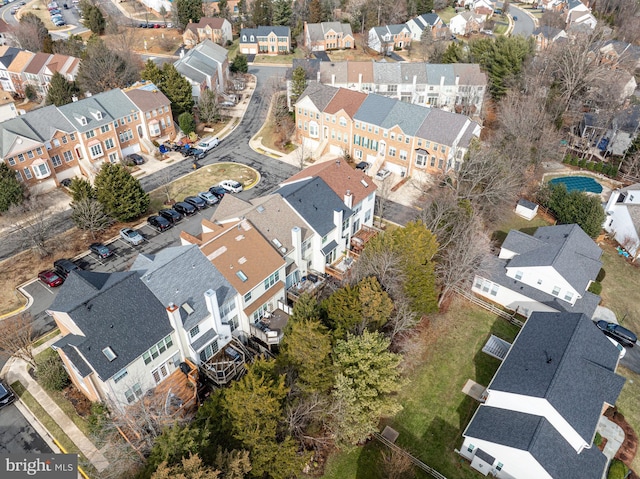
197, 136, 220, 152
596, 320, 637, 348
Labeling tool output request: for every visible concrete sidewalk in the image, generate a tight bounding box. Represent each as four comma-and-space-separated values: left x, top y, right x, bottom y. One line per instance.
2, 350, 109, 472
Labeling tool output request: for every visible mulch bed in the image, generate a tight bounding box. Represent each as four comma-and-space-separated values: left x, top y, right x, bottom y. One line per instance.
605, 407, 638, 472
62, 385, 92, 418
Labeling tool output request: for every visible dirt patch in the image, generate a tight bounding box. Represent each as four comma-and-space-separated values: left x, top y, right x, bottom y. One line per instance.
62, 385, 92, 418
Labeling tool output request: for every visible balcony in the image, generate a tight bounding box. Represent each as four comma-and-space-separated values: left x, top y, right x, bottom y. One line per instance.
199, 338, 247, 386
349, 225, 380, 256
249, 308, 289, 346
287, 272, 325, 303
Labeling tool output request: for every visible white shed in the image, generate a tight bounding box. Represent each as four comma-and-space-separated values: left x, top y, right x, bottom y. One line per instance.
515, 199, 538, 220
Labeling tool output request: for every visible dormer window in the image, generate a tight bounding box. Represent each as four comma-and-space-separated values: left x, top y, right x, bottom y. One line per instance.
242, 35, 247, 41
91, 111, 103, 121
77, 116, 87, 126
250, 35, 254, 42
102, 347, 117, 361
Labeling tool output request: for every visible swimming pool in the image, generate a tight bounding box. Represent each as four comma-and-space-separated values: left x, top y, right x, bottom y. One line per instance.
549, 176, 603, 194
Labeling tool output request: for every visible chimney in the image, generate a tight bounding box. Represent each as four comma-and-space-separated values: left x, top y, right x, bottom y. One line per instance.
344, 190, 353, 208
204, 289, 225, 333
291, 226, 303, 273
333, 208, 343, 229
331, 73, 335, 86
166, 303, 181, 331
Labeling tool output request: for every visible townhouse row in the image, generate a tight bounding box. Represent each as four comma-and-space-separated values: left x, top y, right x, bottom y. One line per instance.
0, 81, 176, 190
0, 46, 80, 98
295, 83, 481, 178
48, 160, 377, 412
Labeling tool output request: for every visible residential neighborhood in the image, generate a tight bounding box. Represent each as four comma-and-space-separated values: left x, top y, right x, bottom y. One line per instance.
0, 0, 640, 478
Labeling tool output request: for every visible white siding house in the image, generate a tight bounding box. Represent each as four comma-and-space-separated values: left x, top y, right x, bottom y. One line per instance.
603, 184, 640, 258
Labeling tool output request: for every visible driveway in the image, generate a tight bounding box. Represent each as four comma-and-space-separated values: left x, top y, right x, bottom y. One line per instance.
386, 51, 405, 62
313, 51, 331, 62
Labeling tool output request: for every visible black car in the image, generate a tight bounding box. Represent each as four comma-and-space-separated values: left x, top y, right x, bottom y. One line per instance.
184, 195, 207, 210
89, 242, 113, 259
147, 215, 172, 232
596, 320, 637, 348
53, 258, 81, 278
209, 186, 227, 200
159, 208, 183, 224
60, 178, 72, 187
0, 381, 15, 409
125, 154, 145, 165
189, 148, 206, 160
174, 201, 197, 216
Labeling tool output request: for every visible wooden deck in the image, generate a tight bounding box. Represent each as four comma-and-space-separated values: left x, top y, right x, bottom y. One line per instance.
350, 225, 380, 255
152, 358, 198, 416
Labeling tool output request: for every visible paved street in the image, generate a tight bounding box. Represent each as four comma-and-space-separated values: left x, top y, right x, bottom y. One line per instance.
0, 403, 52, 455
510, 4, 536, 37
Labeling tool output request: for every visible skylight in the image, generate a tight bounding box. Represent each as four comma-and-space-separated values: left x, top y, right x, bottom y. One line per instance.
236, 270, 248, 282
102, 347, 117, 362
181, 302, 194, 315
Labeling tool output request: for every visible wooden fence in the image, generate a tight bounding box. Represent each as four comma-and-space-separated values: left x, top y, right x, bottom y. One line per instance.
452, 286, 524, 328
373, 433, 448, 479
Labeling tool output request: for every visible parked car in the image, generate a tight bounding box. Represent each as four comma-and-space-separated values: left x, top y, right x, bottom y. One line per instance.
147, 215, 172, 232
53, 258, 81, 278
125, 154, 145, 165
184, 195, 207, 210
220, 101, 235, 108
89, 242, 113, 259
0, 381, 15, 409
159, 208, 183, 224
513, 15, 518, 21
174, 201, 197, 216
120, 227, 144, 245
596, 320, 637, 348
219, 180, 243, 193
10, 7, 17, 13
375, 168, 391, 180
197, 136, 220, 152
355, 161, 371, 172
209, 186, 227, 199
189, 148, 206, 160
38, 270, 64, 288
198, 191, 219, 206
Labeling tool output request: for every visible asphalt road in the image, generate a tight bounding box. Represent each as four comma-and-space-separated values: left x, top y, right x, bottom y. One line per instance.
510, 4, 536, 37
0, 403, 52, 455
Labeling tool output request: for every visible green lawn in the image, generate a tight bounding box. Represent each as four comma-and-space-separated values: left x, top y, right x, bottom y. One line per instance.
491, 210, 553, 246
321, 301, 520, 478
253, 49, 305, 64
437, 6, 457, 23
33, 328, 60, 349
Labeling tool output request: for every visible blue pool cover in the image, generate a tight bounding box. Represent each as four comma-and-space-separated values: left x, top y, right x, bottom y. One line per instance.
549, 176, 603, 194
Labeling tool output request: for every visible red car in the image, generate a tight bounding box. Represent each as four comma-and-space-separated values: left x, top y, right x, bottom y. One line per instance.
38, 270, 64, 288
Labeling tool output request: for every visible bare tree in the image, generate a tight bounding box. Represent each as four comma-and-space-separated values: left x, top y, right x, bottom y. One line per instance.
9, 196, 61, 258
0, 313, 37, 370
157, 163, 189, 205
381, 447, 416, 479
385, 298, 419, 343
283, 393, 332, 447
374, 175, 393, 228
71, 198, 112, 240
295, 141, 308, 170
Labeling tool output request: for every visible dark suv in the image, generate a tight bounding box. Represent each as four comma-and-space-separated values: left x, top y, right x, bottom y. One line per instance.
0, 381, 15, 409
159, 208, 183, 224
53, 259, 81, 279
147, 215, 172, 232
184, 196, 207, 210
174, 201, 197, 216
596, 320, 638, 348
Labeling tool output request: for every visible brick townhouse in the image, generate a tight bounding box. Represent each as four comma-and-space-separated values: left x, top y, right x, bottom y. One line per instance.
295, 83, 481, 178
0, 82, 175, 190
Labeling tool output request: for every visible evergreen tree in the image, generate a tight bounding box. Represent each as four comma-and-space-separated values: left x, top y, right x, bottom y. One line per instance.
308, 0, 323, 23
358, 276, 393, 331
331, 331, 403, 446
250, 0, 272, 27
538, 183, 606, 238
174, 0, 203, 29
24, 85, 37, 101
152, 454, 221, 479
324, 284, 362, 338
0, 163, 23, 212
161, 63, 194, 116
141, 59, 164, 86
273, 0, 292, 26
68, 177, 95, 202
230, 54, 248, 73
442, 42, 467, 63
94, 163, 149, 221
80, 1, 106, 35
289, 293, 321, 323
217, 0, 230, 20
290, 66, 307, 105
45, 71, 80, 107
178, 112, 196, 135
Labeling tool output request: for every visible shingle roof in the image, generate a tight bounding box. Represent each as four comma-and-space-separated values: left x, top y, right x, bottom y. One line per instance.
278, 177, 352, 237
22, 105, 75, 140
306, 22, 353, 42
130, 245, 236, 331
185, 16, 227, 34
504, 224, 602, 293
323, 88, 367, 117
298, 82, 338, 111
23, 52, 50, 75
465, 406, 608, 479
533, 25, 565, 39
7, 51, 34, 74
0, 47, 20, 69
415, 108, 475, 146
49, 271, 174, 381
489, 311, 625, 442
124, 82, 171, 112
352, 93, 397, 125
241, 25, 290, 39
288, 58, 321, 80
58, 89, 138, 133
409, 13, 442, 29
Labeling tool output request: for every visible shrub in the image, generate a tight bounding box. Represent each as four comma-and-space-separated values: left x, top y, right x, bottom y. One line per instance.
608, 459, 627, 479
596, 268, 606, 282
587, 161, 595, 171
563, 155, 571, 164
578, 159, 587, 168
571, 156, 579, 166
588, 281, 602, 295
36, 354, 69, 391
178, 112, 196, 135
594, 432, 603, 446
87, 403, 110, 437
594, 162, 604, 173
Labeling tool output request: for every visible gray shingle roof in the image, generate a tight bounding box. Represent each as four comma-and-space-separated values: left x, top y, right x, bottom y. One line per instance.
353, 93, 397, 125
130, 245, 237, 331
517, 198, 537, 210
465, 406, 608, 479
53, 335, 93, 378
0, 47, 20, 68
410, 13, 442, 28
278, 177, 352, 237
58, 89, 138, 133
23, 105, 75, 139
505, 224, 603, 293
49, 270, 173, 381
426, 64, 456, 85
298, 82, 338, 111
415, 108, 474, 146
241, 25, 290, 39
489, 311, 625, 442
380, 100, 430, 136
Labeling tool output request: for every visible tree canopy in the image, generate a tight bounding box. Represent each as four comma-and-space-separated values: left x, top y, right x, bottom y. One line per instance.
142, 62, 194, 116
230, 54, 248, 74
538, 183, 606, 238
0, 163, 24, 212
94, 163, 149, 221
290, 66, 307, 106
77, 37, 140, 93
79, 1, 106, 35
46, 72, 80, 107
173, 0, 203, 29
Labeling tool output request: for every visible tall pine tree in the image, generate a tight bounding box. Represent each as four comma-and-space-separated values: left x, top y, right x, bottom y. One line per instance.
45, 72, 80, 107
94, 163, 149, 221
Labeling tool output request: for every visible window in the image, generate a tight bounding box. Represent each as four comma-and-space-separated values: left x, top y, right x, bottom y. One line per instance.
108, 152, 118, 163
70, 133, 76, 141
113, 120, 119, 128
389, 147, 396, 157
467, 444, 474, 453
430, 156, 436, 167
27, 150, 34, 159
32, 162, 50, 179
89, 144, 103, 158
23, 167, 32, 179
104, 138, 115, 150
113, 368, 128, 383
51, 155, 62, 167
53, 139, 61, 148
143, 335, 173, 363
143, 352, 151, 365
86, 130, 95, 139
552, 286, 560, 297
119, 130, 133, 142
60, 137, 67, 145
18, 153, 24, 162
102, 347, 117, 361
264, 271, 280, 289
189, 325, 200, 338
400, 150, 407, 161
405, 136, 410, 144
134, 112, 139, 120
7, 157, 15, 166
236, 270, 248, 282
100, 124, 110, 133
564, 291, 574, 301
490, 284, 499, 296
199, 341, 219, 362
339, 117, 347, 127
398, 135, 403, 142
124, 383, 142, 403
388, 85, 397, 93
145, 111, 151, 119
416, 154, 426, 166
441, 145, 446, 153
364, 209, 372, 223
244, 291, 252, 302
496, 463, 503, 472
515, 270, 523, 280
127, 115, 132, 123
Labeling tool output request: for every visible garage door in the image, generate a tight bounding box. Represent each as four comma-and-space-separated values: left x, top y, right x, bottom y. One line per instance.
121, 144, 141, 157
329, 145, 343, 155
241, 47, 249, 54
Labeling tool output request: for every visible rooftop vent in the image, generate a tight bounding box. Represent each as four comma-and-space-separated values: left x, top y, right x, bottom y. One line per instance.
238, 256, 247, 264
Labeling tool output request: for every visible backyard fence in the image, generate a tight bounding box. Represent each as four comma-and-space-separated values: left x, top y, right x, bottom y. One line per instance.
452, 286, 524, 328
373, 432, 448, 479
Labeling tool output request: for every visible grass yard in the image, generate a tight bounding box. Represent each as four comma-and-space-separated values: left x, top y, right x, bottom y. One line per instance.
616, 367, 640, 473
253, 49, 305, 64
491, 210, 553, 246
437, 6, 458, 23
321, 300, 520, 479
33, 329, 60, 349
148, 162, 259, 212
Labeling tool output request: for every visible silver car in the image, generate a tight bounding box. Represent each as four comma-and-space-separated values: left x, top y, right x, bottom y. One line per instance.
120, 228, 144, 245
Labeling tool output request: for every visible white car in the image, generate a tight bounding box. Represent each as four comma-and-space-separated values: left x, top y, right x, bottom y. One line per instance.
375, 168, 391, 180
196, 136, 220, 152
219, 180, 243, 193
120, 228, 144, 245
